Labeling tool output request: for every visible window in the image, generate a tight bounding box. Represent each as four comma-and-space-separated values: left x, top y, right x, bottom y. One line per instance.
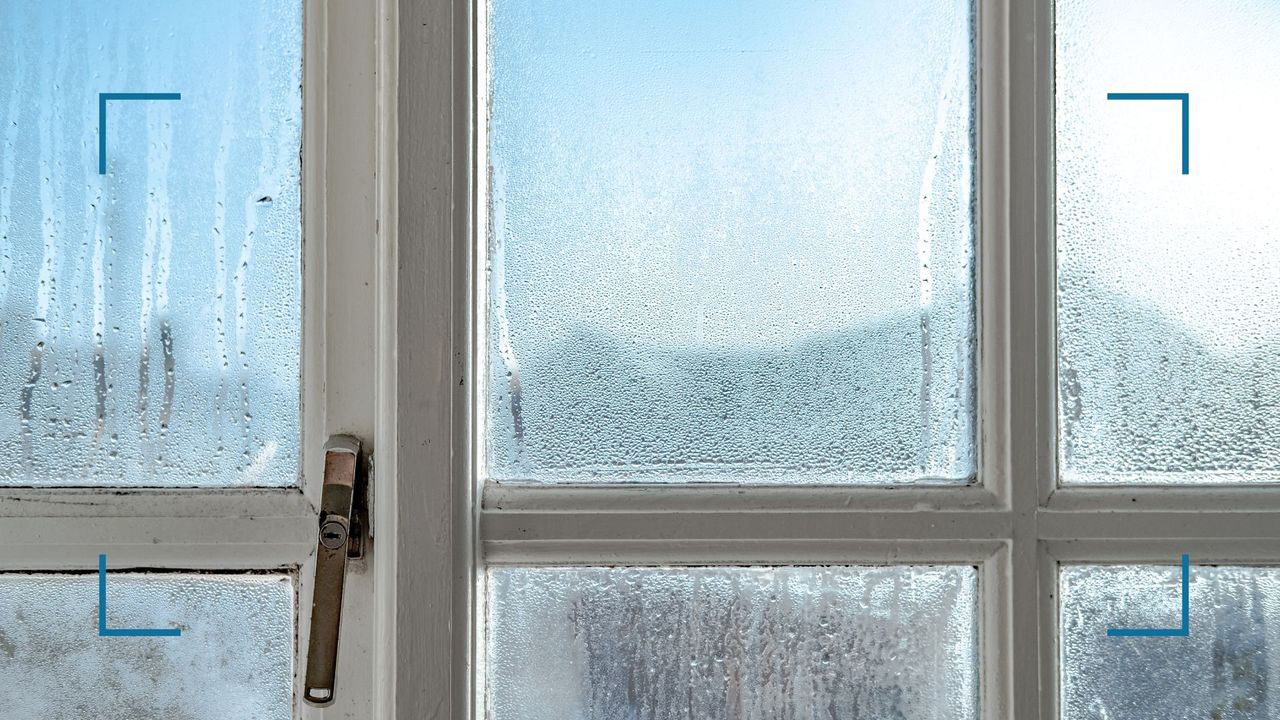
400, 0, 1280, 718
475, 1, 985, 717
9, 0, 1280, 716
0, 1, 389, 716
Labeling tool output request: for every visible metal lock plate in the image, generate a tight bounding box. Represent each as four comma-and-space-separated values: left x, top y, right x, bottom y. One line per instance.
304, 435, 363, 707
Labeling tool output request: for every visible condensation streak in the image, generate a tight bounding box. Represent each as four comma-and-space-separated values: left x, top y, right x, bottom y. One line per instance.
212, 70, 235, 457
0, 7, 25, 347
915, 30, 969, 474
488, 160, 525, 461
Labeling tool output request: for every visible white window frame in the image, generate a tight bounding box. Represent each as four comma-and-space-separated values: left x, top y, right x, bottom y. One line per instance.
15, 0, 1256, 717
0, 1, 396, 717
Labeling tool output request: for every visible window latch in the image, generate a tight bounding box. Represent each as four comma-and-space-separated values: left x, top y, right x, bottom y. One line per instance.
304, 434, 368, 707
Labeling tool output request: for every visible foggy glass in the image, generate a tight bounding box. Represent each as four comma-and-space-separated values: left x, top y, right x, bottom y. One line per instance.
487, 566, 979, 720
485, 0, 977, 484
1061, 564, 1280, 718
1056, 0, 1280, 484
0, 573, 294, 719
0, 0, 302, 487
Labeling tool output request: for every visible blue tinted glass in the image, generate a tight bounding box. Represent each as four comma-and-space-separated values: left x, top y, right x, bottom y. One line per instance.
485, 0, 977, 484
0, 1, 302, 486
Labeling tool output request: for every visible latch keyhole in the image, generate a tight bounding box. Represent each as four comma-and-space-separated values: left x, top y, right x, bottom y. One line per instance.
319, 519, 348, 549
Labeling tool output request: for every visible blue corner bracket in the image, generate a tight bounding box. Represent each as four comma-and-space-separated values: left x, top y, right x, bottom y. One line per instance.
1106, 92, 1190, 175
1107, 553, 1190, 638
98, 554, 182, 638
97, 92, 182, 175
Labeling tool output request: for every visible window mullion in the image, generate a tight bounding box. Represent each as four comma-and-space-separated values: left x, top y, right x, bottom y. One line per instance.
1004, 0, 1051, 718
394, 0, 475, 718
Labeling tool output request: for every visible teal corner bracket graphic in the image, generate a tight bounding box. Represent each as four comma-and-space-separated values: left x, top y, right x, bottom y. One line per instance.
1107, 553, 1190, 638
1106, 92, 1190, 175
98, 554, 182, 638
97, 92, 182, 175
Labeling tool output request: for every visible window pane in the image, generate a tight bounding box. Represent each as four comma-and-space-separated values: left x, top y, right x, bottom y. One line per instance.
486, 566, 978, 719
1055, 0, 1280, 484
485, 1, 976, 484
0, 1, 302, 486
0, 573, 293, 718
1061, 564, 1280, 718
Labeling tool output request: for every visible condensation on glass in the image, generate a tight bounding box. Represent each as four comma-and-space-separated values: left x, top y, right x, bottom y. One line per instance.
1056, 0, 1280, 484
484, 0, 977, 484
0, 573, 293, 719
1061, 564, 1280, 718
486, 566, 979, 720
0, 1, 302, 486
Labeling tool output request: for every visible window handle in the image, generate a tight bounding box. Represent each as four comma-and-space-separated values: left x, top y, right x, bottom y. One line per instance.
304, 435, 367, 707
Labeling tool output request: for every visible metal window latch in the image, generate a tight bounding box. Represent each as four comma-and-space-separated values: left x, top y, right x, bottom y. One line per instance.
304, 435, 369, 707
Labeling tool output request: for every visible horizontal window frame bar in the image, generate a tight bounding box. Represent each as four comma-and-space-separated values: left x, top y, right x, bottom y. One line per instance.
483, 538, 1005, 566
1046, 486, 1280, 512
0, 514, 314, 570
484, 484, 1280, 516
0, 487, 316, 571
483, 535, 1280, 566
0, 487, 315, 518
1040, 510, 1280, 541
1046, 538, 1280, 563
484, 482, 1004, 513
481, 506, 1280, 549
482, 509, 1012, 545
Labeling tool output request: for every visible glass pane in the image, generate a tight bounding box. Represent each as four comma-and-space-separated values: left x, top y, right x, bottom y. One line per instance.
1055, 0, 1280, 484
0, 1, 302, 486
0, 573, 293, 718
485, 0, 976, 484
1061, 564, 1280, 718
486, 566, 979, 719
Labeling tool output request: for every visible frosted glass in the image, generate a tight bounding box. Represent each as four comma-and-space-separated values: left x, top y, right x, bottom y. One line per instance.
486, 566, 978, 720
485, 1, 976, 484
1055, 0, 1280, 484
0, 573, 293, 719
0, 1, 302, 486
1061, 565, 1280, 718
